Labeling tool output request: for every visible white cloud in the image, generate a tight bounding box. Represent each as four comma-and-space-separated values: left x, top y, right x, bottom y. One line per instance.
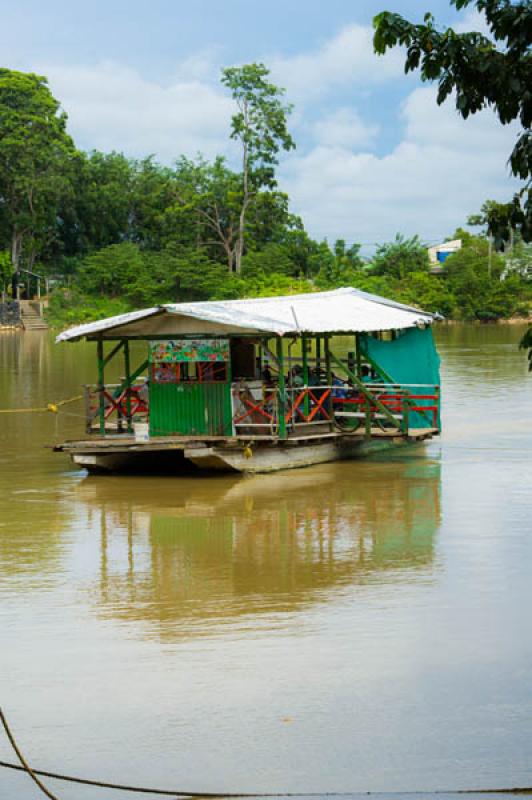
270, 24, 405, 104
281, 87, 520, 247
455, 8, 492, 37
312, 108, 378, 149
44, 61, 233, 163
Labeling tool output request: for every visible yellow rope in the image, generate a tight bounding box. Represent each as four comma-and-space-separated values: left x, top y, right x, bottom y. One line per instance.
0, 395, 83, 414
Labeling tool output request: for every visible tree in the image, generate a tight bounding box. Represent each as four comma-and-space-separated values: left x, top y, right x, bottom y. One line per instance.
372, 234, 430, 279
171, 155, 252, 271
221, 63, 295, 272
373, 1, 532, 242
315, 239, 365, 288
0, 69, 75, 290
78, 242, 144, 297
467, 198, 520, 251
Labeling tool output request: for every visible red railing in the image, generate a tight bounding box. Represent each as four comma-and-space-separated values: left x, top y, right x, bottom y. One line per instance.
84, 382, 149, 434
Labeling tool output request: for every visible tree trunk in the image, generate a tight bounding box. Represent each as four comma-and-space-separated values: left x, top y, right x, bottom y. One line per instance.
235, 120, 249, 275
11, 229, 23, 269
226, 245, 235, 272
11, 229, 23, 299
235, 206, 246, 274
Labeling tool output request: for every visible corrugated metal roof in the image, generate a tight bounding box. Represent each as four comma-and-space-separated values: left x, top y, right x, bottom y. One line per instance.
56, 288, 437, 342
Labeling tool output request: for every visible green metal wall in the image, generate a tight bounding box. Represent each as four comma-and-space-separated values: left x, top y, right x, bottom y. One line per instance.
149, 382, 232, 437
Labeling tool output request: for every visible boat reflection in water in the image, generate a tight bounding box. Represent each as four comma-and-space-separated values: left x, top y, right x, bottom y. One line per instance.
76, 456, 441, 640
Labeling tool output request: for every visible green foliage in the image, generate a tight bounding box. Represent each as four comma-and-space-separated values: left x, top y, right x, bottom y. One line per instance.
440, 235, 529, 319
315, 239, 366, 289
372, 235, 430, 279
221, 63, 295, 190
241, 243, 295, 277
373, 1, 532, 241
46, 289, 132, 327
78, 243, 144, 297
0, 68, 76, 271
395, 272, 457, 317
0, 250, 11, 288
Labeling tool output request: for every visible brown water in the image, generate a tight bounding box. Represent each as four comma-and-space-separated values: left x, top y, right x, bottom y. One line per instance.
0, 325, 531, 799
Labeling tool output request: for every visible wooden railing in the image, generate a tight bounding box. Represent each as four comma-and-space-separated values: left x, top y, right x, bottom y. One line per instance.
85, 380, 439, 439
333, 384, 440, 434
232, 382, 440, 438
84, 382, 149, 434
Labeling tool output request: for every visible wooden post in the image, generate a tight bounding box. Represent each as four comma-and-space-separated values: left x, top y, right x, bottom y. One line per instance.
124, 339, 133, 434
276, 337, 287, 439
97, 338, 106, 436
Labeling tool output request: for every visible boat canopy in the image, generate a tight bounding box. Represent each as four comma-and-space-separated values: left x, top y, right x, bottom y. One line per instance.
56, 287, 438, 343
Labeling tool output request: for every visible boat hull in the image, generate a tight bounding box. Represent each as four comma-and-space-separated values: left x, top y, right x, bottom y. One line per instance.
66, 431, 435, 475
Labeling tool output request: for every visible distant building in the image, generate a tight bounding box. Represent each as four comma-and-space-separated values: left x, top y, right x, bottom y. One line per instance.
428, 239, 462, 271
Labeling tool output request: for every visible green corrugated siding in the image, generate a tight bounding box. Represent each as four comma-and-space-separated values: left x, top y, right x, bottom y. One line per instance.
149, 383, 232, 436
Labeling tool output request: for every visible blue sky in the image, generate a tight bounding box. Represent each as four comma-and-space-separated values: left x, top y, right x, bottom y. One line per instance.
1, 0, 520, 249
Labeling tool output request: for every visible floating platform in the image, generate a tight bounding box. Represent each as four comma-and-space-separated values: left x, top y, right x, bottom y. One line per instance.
54, 428, 438, 474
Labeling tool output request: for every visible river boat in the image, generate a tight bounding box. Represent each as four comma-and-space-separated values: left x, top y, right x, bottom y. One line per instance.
53, 287, 441, 474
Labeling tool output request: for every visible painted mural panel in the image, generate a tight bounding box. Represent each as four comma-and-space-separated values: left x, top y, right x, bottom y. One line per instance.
149, 339, 230, 363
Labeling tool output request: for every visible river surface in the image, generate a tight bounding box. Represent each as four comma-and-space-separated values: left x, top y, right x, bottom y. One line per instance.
0, 324, 531, 799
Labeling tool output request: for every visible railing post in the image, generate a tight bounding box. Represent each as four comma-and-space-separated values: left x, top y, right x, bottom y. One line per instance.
97, 338, 106, 436
276, 337, 287, 439
401, 393, 410, 435
365, 396, 372, 438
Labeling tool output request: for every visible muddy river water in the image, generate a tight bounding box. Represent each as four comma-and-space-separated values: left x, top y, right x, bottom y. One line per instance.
0, 324, 531, 798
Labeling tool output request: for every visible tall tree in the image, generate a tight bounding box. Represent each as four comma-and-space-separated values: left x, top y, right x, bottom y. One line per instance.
0, 69, 75, 292
221, 63, 295, 272
171, 156, 242, 271
373, 1, 532, 242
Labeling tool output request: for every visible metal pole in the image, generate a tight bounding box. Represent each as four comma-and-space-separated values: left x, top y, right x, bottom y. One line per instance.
302, 334, 309, 418
124, 339, 133, 434
325, 334, 333, 429
97, 338, 106, 436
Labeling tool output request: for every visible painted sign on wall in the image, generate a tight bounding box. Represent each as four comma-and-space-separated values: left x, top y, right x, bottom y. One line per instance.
149, 339, 230, 363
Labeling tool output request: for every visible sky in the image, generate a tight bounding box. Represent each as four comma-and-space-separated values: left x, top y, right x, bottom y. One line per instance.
0, 0, 521, 250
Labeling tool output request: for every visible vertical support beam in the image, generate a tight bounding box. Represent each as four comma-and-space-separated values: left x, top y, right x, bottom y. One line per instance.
276, 337, 287, 440
324, 334, 333, 429
302, 334, 309, 418
124, 339, 133, 434
316, 335, 321, 377
355, 333, 362, 379
97, 338, 106, 436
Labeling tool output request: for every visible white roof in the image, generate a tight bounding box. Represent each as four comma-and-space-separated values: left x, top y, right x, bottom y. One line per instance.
56, 288, 437, 342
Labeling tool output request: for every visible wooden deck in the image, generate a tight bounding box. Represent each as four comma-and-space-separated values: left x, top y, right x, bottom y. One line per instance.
55, 427, 438, 455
